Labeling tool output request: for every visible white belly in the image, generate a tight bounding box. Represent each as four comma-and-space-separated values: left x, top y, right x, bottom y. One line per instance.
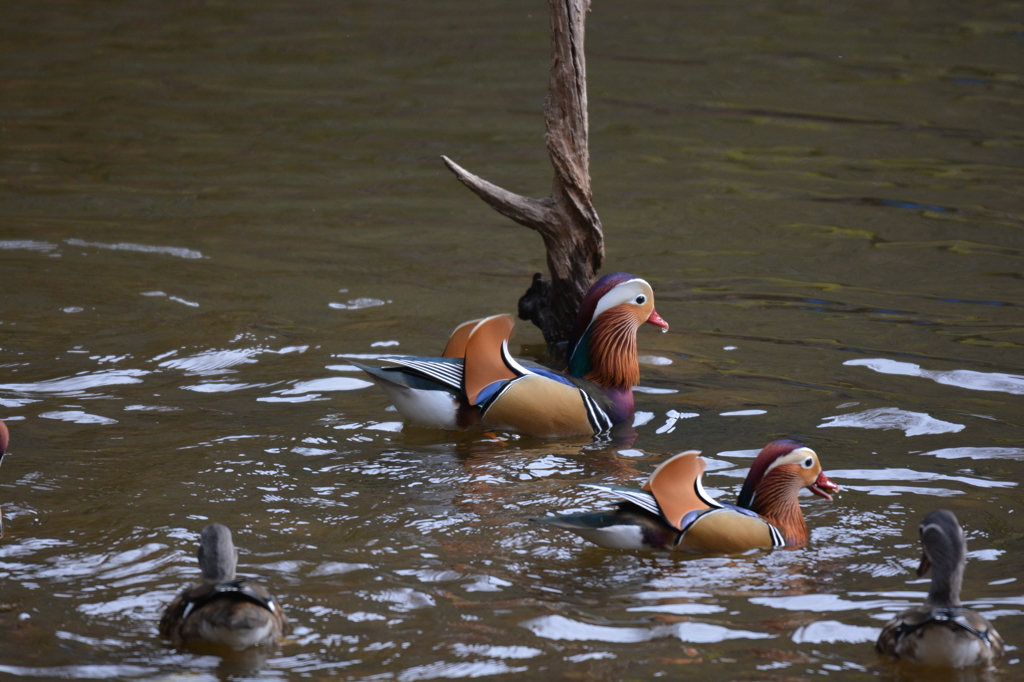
577, 524, 646, 550
381, 385, 459, 429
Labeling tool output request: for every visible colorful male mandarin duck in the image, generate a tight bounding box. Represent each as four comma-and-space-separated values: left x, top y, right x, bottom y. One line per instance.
354, 273, 668, 437
876, 509, 1004, 668
159, 524, 290, 649
532, 440, 839, 553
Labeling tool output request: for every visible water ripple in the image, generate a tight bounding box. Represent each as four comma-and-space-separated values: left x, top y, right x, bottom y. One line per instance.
0, 665, 158, 678
847, 358, 1024, 395
791, 620, 882, 644
0, 240, 58, 252
523, 615, 773, 643
827, 467, 1014, 489
39, 411, 117, 425
921, 446, 1024, 460
0, 369, 148, 397
396, 661, 528, 682
65, 238, 203, 260
819, 407, 965, 436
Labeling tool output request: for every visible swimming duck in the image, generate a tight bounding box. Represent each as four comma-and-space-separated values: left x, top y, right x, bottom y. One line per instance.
876, 509, 1004, 668
159, 524, 289, 649
531, 440, 839, 552
354, 273, 668, 437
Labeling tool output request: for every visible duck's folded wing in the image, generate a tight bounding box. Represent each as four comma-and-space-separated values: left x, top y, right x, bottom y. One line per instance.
462, 315, 520, 405
529, 507, 678, 551
640, 451, 722, 530
443, 318, 484, 359
966, 612, 1003, 659
955, 609, 1003, 651
876, 608, 918, 657
380, 357, 465, 392
584, 484, 661, 517
353, 357, 465, 395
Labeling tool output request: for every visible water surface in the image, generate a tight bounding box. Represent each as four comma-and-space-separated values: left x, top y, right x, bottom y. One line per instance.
1, 0, 1022, 680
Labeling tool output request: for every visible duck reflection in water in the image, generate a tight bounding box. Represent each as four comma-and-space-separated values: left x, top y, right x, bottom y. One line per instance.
876, 509, 1004, 670
160, 523, 290, 651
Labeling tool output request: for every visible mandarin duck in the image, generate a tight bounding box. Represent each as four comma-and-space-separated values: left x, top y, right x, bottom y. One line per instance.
876, 509, 1004, 668
532, 440, 839, 553
160, 524, 290, 649
354, 273, 668, 437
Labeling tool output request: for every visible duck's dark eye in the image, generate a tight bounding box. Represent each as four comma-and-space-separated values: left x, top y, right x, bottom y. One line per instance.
635, 295, 646, 305
802, 457, 814, 468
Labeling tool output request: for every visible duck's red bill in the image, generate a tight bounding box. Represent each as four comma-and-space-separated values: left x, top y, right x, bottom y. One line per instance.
809, 472, 839, 501
646, 309, 669, 330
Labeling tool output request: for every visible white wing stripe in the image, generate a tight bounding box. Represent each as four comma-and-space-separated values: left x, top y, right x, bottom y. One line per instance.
500, 341, 533, 376
578, 389, 613, 433
768, 524, 785, 548
388, 359, 464, 390
694, 475, 723, 509
584, 484, 661, 516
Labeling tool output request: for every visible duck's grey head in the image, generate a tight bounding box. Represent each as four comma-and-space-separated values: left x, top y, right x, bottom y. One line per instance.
918, 509, 966, 606
197, 523, 238, 583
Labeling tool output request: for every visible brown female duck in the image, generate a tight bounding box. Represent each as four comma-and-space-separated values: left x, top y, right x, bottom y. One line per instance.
532, 439, 838, 553
159, 523, 290, 649
876, 509, 1004, 668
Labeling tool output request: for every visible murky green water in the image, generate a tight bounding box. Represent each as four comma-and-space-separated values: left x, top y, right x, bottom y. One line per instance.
1, 1, 1022, 679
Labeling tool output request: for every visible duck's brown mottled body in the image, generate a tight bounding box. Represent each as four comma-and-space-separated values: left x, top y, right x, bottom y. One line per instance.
877, 607, 1002, 668
876, 510, 1003, 668
160, 524, 289, 650
160, 579, 288, 649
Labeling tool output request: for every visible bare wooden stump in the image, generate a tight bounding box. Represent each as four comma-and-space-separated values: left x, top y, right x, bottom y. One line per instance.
442, 0, 604, 363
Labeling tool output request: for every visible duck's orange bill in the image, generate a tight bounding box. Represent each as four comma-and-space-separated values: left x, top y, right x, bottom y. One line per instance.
809, 472, 839, 501
646, 309, 669, 330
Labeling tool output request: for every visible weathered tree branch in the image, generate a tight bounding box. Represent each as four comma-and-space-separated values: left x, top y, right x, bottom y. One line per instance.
443, 0, 604, 362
